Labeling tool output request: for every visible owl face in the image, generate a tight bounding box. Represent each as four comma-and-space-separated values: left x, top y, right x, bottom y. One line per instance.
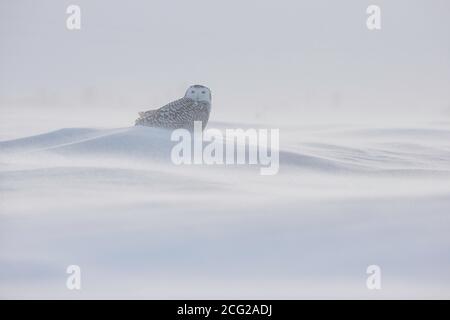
184, 85, 212, 103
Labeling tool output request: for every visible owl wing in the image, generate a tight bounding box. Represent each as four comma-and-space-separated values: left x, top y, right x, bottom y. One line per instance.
135, 97, 196, 127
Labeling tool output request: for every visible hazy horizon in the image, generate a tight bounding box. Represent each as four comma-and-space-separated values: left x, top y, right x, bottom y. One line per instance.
1, 0, 450, 138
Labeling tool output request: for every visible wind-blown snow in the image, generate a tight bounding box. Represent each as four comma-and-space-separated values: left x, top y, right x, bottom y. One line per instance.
1, 121, 450, 299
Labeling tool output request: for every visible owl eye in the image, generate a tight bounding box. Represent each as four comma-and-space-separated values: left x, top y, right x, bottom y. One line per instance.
191, 90, 195, 93
201, 91, 205, 94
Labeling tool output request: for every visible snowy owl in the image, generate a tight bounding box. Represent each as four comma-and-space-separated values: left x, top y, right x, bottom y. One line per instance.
135, 85, 212, 131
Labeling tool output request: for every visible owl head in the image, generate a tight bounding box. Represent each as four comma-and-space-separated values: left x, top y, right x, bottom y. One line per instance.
184, 85, 212, 103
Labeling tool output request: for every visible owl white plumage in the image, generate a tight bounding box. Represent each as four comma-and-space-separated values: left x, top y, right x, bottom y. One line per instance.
135, 85, 212, 131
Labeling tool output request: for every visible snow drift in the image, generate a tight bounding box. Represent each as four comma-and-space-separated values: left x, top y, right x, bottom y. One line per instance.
1, 122, 450, 299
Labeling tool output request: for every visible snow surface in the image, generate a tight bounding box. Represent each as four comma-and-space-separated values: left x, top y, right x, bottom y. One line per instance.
1, 121, 450, 299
